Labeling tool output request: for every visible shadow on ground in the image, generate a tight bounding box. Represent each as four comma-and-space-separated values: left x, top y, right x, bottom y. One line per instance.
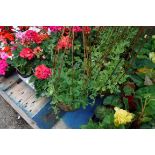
0, 96, 31, 129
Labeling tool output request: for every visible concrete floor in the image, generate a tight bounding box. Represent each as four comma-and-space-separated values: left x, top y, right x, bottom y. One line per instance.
0, 96, 31, 129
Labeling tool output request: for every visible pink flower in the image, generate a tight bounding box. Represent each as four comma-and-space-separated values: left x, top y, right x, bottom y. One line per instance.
72, 26, 82, 32
19, 48, 35, 60
34, 64, 52, 80
15, 31, 25, 39
49, 26, 64, 32
0, 52, 9, 60
0, 59, 8, 75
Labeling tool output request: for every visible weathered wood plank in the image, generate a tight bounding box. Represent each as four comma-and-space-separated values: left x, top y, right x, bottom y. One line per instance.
0, 74, 20, 91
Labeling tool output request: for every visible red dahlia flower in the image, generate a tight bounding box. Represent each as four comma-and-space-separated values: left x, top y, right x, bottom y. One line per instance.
34, 64, 52, 80
19, 48, 35, 60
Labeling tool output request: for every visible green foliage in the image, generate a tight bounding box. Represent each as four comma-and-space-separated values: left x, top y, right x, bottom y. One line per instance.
103, 95, 123, 108
82, 106, 115, 129
89, 27, 139, 95
123, 85, 134, 96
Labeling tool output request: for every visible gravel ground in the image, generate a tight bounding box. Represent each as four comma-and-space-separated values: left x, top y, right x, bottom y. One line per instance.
0, 96, 31, 129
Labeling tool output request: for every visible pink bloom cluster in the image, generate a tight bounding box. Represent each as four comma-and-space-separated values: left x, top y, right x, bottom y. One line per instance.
34, 64, 52, 80
19, 48, 35, 60
0, 52, 9, 60
49, 26, 64, 32
0, 59, 8, 75
57, 36, 72, 50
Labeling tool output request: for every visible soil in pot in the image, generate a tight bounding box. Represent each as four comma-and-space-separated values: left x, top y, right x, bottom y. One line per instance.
58, 103, 78, 112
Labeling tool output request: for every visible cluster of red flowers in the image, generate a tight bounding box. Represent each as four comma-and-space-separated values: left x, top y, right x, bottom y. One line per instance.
19, 48, 35, 60
34, 64, 52, 80
72, 26, 82, 32
20, 30, 49, 45
83, 26, 91, 34
0, 26, 16, 57
0, 27, 14, 42
57, 36, 72, 50
24, 30, 42, 44
19, 46, 43, 60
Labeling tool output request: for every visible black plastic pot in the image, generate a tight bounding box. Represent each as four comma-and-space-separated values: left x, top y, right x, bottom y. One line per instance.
0, 65, 16, 78
16, 69, 33, 78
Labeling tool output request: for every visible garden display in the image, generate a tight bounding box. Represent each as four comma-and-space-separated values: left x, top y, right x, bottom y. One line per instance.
0, 26, 155, 128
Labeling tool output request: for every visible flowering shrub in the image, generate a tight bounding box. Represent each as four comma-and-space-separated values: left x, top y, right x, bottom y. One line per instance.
34, 64, 52, 80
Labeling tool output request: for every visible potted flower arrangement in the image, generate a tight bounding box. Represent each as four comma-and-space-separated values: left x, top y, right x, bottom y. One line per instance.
9, 26, 50, 78
0, 26, 16, 77
29, 26, 93, 114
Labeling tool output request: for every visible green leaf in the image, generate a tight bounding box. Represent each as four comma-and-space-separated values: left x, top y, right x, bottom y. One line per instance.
103, 95, 123, 108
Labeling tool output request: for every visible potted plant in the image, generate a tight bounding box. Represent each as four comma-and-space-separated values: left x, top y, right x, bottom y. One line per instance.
8, 26, 50, 78
0, 26, 16, 77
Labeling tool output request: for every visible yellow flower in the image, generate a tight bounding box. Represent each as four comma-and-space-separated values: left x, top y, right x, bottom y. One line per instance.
149, 52, 155, 63
137, 67, 152, 74
114, 107, 134, 127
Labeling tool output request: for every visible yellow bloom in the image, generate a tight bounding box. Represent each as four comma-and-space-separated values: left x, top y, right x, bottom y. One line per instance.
149, 52, 155, 63
114, 107, 134, 127
137, 67, 152, 74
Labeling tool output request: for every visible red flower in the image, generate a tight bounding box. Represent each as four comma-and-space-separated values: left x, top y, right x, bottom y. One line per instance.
0, 26, 5, 30
57, 36, 72, 50
33, 46, 42, 55
72, 26, 82, 32
4, 33, 15, 41
83, 26, 91, 34
25, 30, 42, 44
42, 26, 49, 31
3, 46, 11, 53
18, 26, 30, 31
35, 64, 52, 80
39, 33, 49, 41
19, 48, 35, 60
